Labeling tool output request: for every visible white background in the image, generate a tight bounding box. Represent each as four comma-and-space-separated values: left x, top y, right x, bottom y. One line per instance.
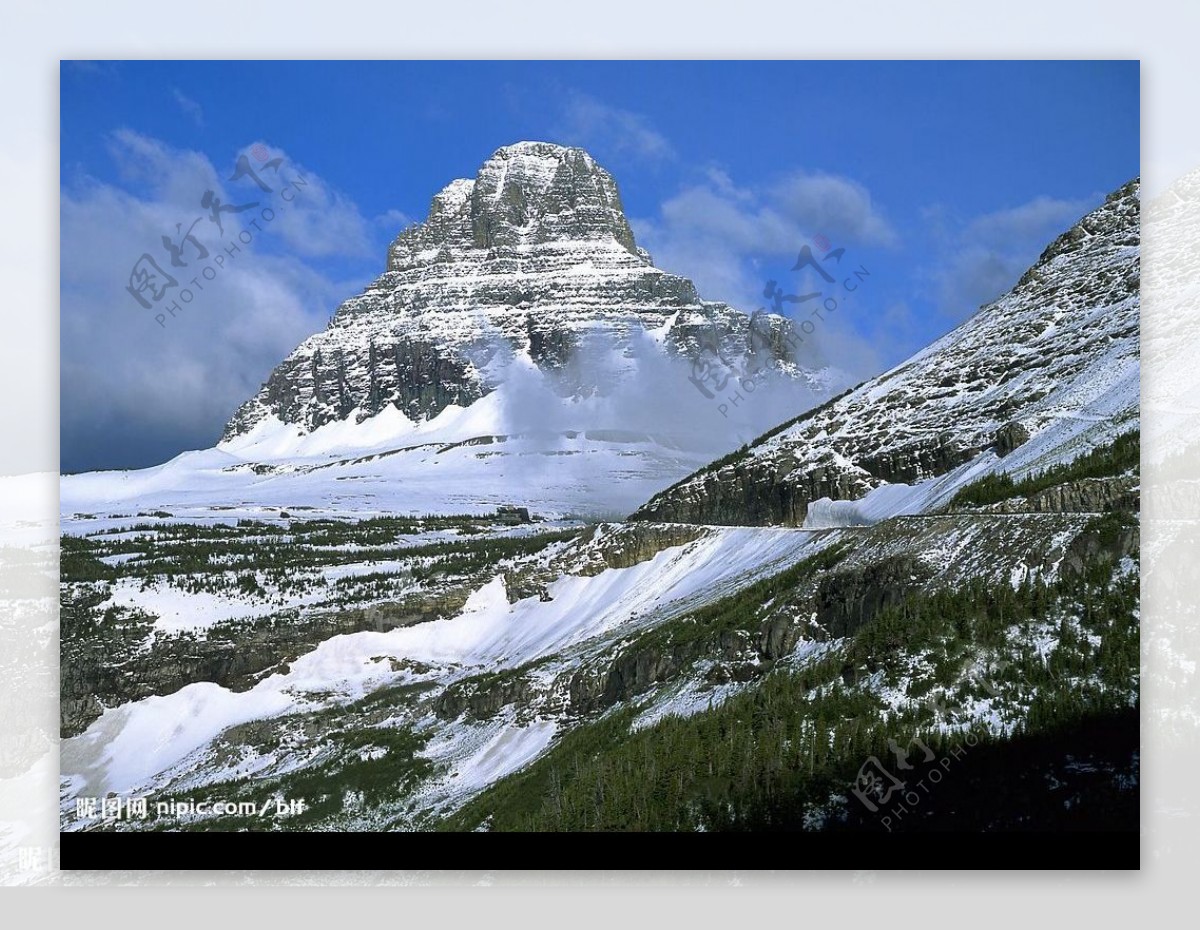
2, 0, 1197, 922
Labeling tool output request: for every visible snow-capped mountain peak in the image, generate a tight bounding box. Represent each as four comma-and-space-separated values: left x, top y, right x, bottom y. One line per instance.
222, 141, 829, 445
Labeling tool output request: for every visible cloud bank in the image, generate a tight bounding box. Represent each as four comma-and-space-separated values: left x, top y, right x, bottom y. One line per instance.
61, 132, 379, 472
924, 193, 1100, 320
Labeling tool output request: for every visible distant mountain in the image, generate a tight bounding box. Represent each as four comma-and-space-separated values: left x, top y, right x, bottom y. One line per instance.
633, 179, 1140, 526
223, 141, 832, 443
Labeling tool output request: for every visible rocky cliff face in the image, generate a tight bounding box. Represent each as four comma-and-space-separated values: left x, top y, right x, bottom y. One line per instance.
223, 142, 821, 440
633, 179, 1141, 526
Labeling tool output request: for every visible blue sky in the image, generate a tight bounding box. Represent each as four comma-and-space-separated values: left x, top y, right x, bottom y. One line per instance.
60, 60, 1139, 472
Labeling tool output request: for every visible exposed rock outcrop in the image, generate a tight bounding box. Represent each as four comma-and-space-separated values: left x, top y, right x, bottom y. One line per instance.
633, 180, 1140, 526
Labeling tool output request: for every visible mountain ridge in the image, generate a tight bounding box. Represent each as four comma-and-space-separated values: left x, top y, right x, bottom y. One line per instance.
632, 178, 1140, 526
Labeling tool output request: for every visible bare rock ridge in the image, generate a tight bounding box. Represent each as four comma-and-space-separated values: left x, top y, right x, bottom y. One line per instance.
633, 178, 1141, 526
222, 141, 818, 441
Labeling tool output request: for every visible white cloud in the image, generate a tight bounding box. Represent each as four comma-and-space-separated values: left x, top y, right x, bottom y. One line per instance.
925, 194, 1099, 319
631, 167, 894, 310
962, 195, 1095, 246
556, 93, 674, 163
171, 88, 205, 127
106, 129, 222, 209
60, 133, 373, 470
375, 208, 414, 234
230, 141, 375, 259
65, 61, 118, 78
769, 172, 897, 247
103, 133, 377, 260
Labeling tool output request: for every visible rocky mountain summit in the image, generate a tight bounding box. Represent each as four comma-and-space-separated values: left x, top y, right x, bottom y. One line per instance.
223, 142, 821, 441
634, 179, 1141, 525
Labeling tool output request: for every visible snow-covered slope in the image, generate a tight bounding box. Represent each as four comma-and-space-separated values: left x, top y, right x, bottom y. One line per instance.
60, 524, 831, 801
1142, 167, 1200, 471
634, 179, 1141, 526
61, 411, 726, 525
